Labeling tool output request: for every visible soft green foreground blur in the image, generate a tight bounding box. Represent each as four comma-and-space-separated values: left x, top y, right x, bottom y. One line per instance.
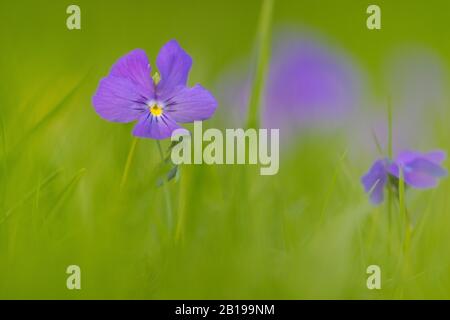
1, 0, 450, 299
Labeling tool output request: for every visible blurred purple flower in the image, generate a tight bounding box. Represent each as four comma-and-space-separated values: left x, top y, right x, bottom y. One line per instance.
217, 32, 363, 140
263, 36, 362, 130
93, 40, 217, 140
362, 150, 447, 205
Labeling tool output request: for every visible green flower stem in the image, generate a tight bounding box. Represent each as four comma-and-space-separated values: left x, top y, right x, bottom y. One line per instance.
387, 98, 393, 247
175, 166, 189, 244
156, 140, 173, 232
399, 166, 412, 252
398, 166, 413, 291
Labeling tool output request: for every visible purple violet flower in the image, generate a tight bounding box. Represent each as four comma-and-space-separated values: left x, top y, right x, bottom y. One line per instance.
361, 150, 447, 205
92, 40, 217, 139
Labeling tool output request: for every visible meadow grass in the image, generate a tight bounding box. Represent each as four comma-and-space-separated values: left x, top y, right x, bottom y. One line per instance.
1, 0, 450, 299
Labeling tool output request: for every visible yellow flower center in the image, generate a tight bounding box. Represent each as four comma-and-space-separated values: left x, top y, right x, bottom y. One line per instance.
149, 103, 163, 117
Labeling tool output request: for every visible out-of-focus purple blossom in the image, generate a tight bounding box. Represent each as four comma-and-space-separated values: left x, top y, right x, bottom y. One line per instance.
263, 35, 363, 131
217, 31, 364, 141
361, 150, 447, 205
92, 40, 217, 140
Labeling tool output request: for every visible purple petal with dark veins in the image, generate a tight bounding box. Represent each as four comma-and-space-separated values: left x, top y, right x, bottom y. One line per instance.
156, 40, 192, 98
164, 85, 217, 123
110, 49, 154, 96
92, 76, 148, 122
132, 113, 181, 140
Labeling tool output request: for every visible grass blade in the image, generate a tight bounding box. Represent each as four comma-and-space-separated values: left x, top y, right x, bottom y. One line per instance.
387, 96, 393, 159
371, 128, 384, 156
120, 138, 139, 190
45, 168, 86, 223
319, 149, 348, 225
11, 71, 90, 156
0, 113, 6, 160
0, 169, 62, 225
387, 97, 394, 237
398, 166, 406, 221
398, 166, 412, 252
245, 0, 274, 129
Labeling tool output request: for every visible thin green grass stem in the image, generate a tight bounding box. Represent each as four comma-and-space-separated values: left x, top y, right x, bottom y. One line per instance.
120, 138, 138, 191
245, 0, 274, 129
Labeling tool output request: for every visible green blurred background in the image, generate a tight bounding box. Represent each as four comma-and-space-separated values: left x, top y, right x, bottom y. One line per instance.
1, 0, 450, 299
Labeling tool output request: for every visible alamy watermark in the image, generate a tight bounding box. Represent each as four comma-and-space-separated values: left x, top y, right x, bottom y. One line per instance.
66, 5, 81, 30
66, 265, 81, 290
366, 265, 381, 290
366, 4, 381, 30
170, 121, 279, 176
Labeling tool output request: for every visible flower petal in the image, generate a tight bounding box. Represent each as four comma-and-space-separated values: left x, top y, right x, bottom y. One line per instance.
424, 150, 446, 164
395, 150, 446, 166
92, 76, 148, 122
369, 179, 386, 205
389, 161, 438, 188
132, 114, 181, 140
361, 159, 388, 205
389, 151, 447, 189
164, 85, 217, 123
156, 40, 192, 97
110, 49, 154, 96
404, 171, 439, 188
402, 158, 447, 188
394, 150, 422, 164
407, 158, 447, 178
